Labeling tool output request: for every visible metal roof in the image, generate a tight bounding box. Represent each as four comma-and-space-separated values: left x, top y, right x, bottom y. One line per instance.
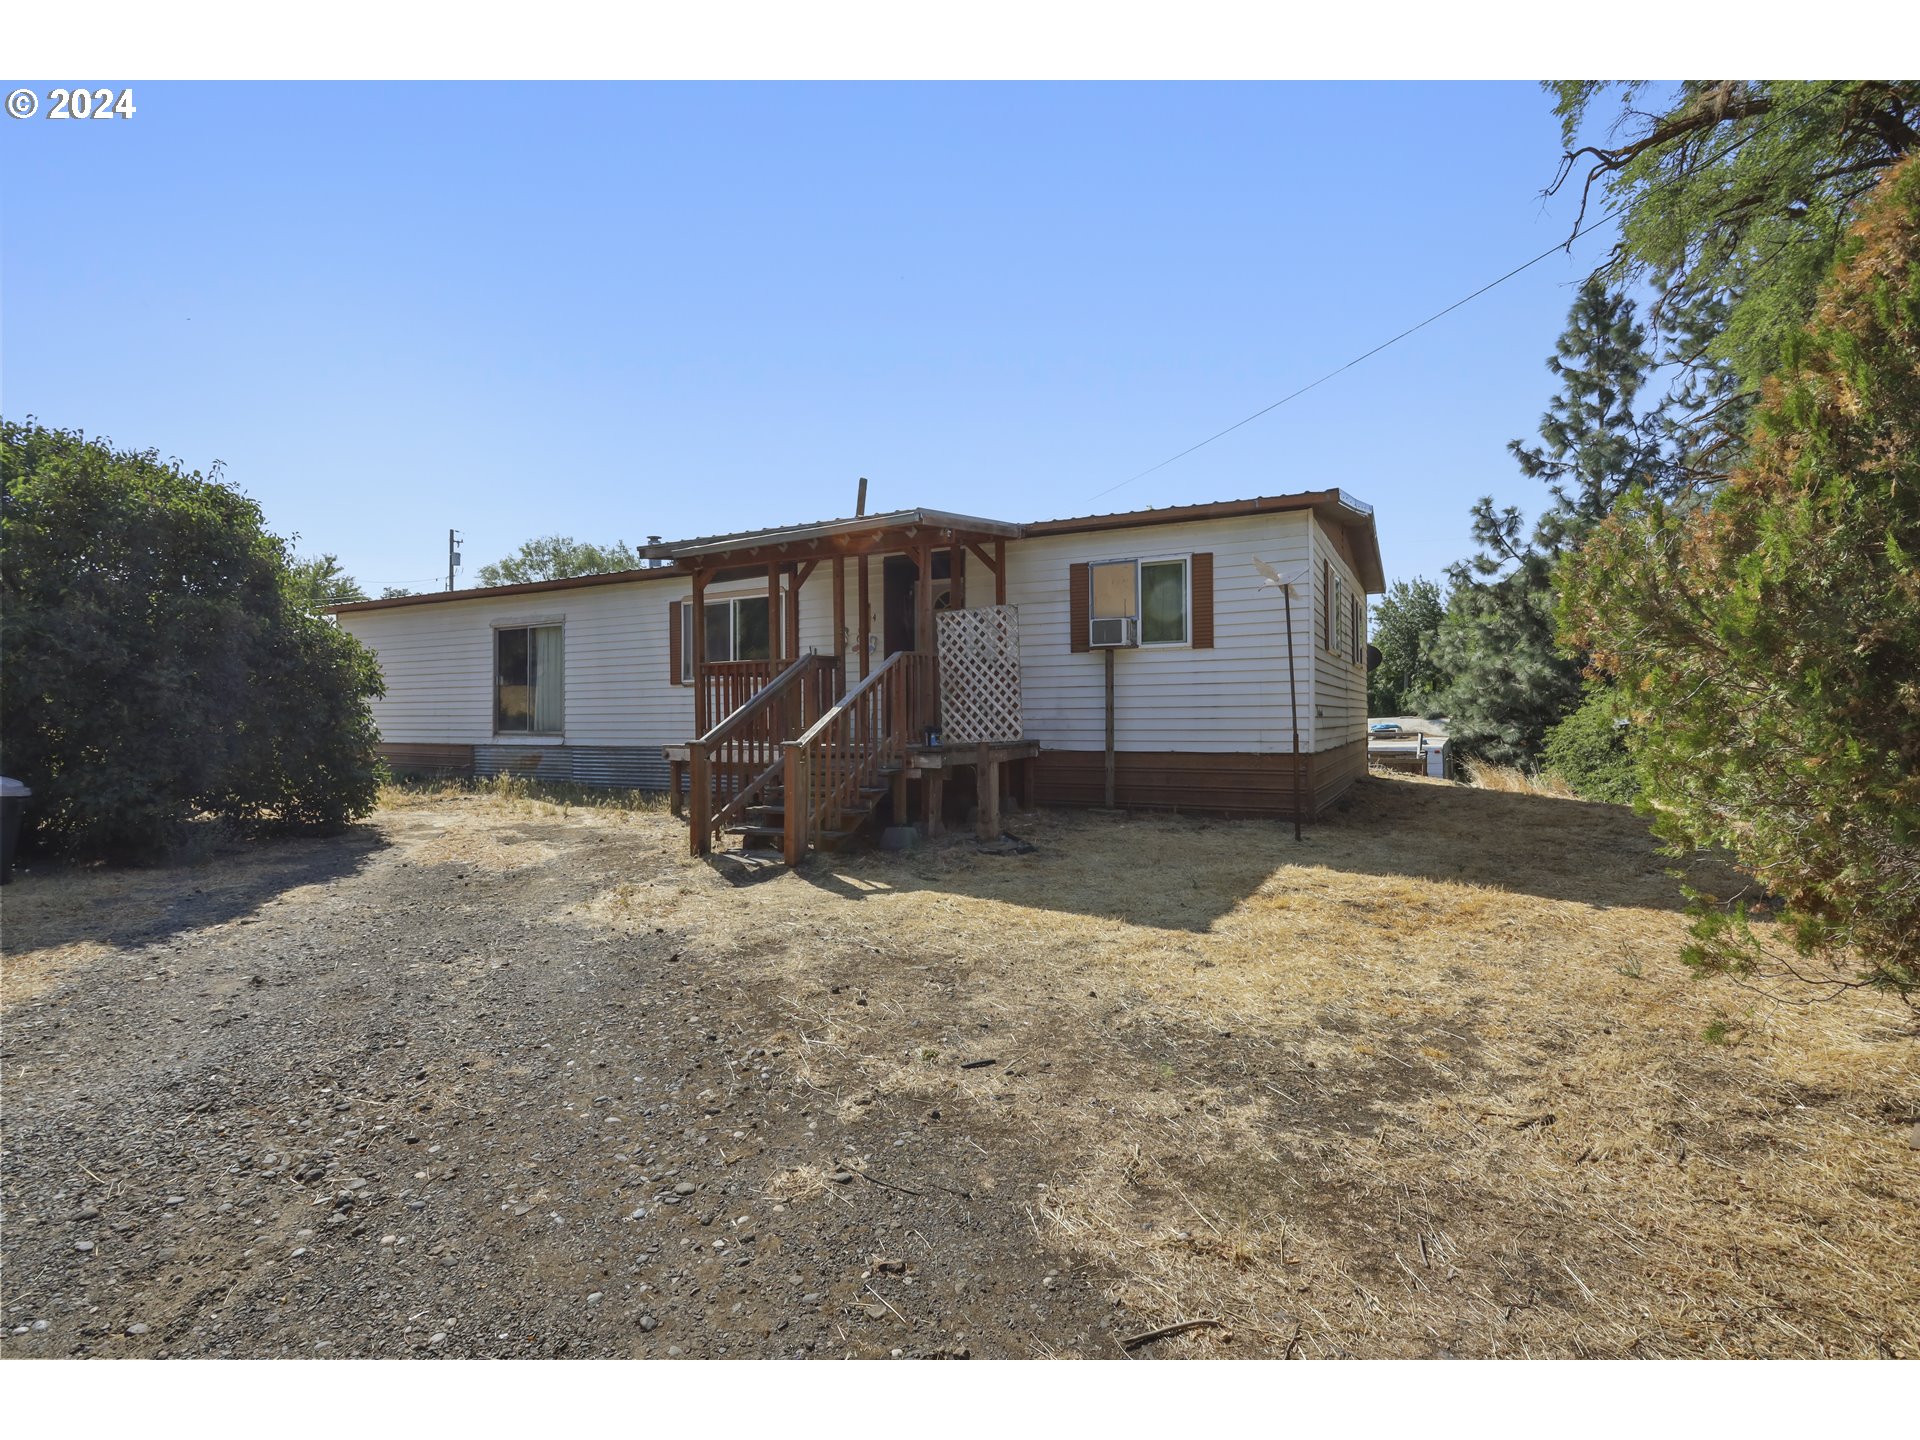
648, 507, 1023, 560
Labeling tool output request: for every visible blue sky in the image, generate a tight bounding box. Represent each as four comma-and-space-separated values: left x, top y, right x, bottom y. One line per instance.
3, 82, 1618, 595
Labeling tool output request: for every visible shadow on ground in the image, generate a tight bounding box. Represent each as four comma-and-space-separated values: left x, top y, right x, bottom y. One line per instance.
793, 776, 1737, 932
1, 825, 388, 960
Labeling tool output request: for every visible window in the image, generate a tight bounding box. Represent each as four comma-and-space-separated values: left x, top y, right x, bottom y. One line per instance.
496, 624, 564, 734
1138, 558, 1187, 645
679, 595, 772, 682
1088, 557, 1187, 646
1350, 593, 1364, 664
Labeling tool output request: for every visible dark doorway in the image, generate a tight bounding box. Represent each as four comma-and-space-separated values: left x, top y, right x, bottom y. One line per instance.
880, 551, 952, 655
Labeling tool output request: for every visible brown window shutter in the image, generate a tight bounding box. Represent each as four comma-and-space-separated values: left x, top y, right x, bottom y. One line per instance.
1321, 560, 1332, 649
1069, 562, 1090, 653
1190, 552, 1214, 649
668, 600, 683, 684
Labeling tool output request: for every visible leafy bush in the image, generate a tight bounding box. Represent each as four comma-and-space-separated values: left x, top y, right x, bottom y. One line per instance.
1561, 157, 1920, 996
1541, 686, 1638, 805
1, 420, 386, 860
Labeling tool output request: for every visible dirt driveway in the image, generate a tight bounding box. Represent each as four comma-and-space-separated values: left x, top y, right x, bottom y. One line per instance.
3, 777, 1915, 1358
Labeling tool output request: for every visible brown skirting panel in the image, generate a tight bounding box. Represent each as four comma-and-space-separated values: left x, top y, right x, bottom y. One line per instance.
379, 743, 476, 777
1310, 738, 1368, 810
1032, 740, 1367, 818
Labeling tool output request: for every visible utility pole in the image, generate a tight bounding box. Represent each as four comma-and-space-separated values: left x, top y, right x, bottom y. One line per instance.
448, 529, 462, 592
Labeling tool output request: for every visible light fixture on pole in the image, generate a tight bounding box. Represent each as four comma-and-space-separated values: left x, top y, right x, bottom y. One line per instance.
1254, 557, 1307, 843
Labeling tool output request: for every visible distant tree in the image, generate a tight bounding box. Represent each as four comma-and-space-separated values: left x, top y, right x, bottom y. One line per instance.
0, 420, 385, 860
379, 585, 415, 599
285, 552, 368, 609
1561, 157, 1920, 997
1366, 577, 1446, 716
1434, 278, 1669, 765
1548, 80, 1920, 484
477, 535, 641, 587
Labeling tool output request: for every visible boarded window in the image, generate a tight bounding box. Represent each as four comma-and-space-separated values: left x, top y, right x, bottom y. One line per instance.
496, 624, 563, 734
1091, 561, 1137, 619
1069, 563, 1091, 653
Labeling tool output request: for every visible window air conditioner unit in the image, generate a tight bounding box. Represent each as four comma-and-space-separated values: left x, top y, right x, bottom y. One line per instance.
1090, 615, 1137, 648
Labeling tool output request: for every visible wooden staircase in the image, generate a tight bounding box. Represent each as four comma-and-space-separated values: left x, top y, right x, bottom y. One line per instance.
685, 649, 935, 863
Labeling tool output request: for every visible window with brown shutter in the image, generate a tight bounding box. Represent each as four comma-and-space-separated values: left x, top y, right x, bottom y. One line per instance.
1069, 562, 1091, 652
1190, 552, 1214, 649
668, 600, 683, 684
1322, 559, 1332, 650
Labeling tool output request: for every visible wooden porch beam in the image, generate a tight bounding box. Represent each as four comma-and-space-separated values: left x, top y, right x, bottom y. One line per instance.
691, 566, 710, 734
857, 552, 871, 679
832, 555, 846, 669
766, 560, 782, 665
784, 562, 802, 657
994, 538, 1007, 606
965, 540, 998, 575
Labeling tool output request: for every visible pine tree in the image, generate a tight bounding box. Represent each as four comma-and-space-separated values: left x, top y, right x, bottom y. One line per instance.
1561, 156, 1920, 995
1435, 279, 1666, 766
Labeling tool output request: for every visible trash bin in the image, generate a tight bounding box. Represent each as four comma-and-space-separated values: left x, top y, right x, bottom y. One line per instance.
0, 776, 30, 884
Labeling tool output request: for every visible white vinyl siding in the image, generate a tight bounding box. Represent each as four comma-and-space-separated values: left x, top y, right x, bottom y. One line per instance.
1004, 512, 1317, 754
340, 509, 1361, 764
1309, 515, 1368, 754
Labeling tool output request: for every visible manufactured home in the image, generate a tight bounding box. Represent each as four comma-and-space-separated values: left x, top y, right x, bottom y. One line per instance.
330, 489, 1384, 861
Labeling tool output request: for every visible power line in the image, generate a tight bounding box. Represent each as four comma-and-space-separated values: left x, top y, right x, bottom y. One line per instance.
1091, 82, 1847, 503
1089, 211, 1620, 501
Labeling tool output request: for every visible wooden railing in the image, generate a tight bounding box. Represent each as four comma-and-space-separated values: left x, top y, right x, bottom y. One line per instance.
700, 659, 778, 734
687, 653, 842, 856
782, 650, 936, 863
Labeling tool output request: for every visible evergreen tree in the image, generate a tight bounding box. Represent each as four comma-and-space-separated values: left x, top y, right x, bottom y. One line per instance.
1561, 156, 1920, 996
1435, 279, 1666, 765
1548, 81, 1919, 485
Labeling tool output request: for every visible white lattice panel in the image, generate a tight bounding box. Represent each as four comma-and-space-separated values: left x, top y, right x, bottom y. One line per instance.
937, 604, 1023, 744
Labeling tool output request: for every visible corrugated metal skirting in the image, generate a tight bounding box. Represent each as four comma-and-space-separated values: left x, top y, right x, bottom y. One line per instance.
473, 745, 670, 792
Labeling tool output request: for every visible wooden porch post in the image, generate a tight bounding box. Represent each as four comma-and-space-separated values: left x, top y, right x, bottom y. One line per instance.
915, 539, 934, 653
916, 538, 937, 728
950, 541, 966, 610
691, 566, 710, 735
784, 561, 802, 658
832, 554, 846, 676
994, 539, 1007, 606
766, 560, 782, 666
857, 553, 871, 679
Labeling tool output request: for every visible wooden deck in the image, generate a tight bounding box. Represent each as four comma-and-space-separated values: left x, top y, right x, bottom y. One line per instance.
902, 739, 1040, 840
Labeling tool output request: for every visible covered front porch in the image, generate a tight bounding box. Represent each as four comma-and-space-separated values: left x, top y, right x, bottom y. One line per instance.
649, 508, 1030, 860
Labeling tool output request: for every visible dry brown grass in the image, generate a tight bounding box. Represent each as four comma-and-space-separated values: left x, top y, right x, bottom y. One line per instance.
9, 772, 1912, 1358
561, 771, 1917, 1357
1461, 760, 1580, 798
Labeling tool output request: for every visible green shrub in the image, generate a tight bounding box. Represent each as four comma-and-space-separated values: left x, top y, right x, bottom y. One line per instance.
1, 420, 386, 860
1541, 686, 1639, 805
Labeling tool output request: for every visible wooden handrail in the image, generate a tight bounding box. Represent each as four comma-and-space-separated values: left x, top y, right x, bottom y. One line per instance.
783, 650, 935, 862
687, 652, 841, 856
695, 654, 826, 748
790, 648, 904, 749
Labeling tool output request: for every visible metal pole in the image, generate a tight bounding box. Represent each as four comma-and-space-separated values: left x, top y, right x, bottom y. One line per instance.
1104, 647, 1116, 809
1284, 585, 1302, 842
448, 529, 455, 592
